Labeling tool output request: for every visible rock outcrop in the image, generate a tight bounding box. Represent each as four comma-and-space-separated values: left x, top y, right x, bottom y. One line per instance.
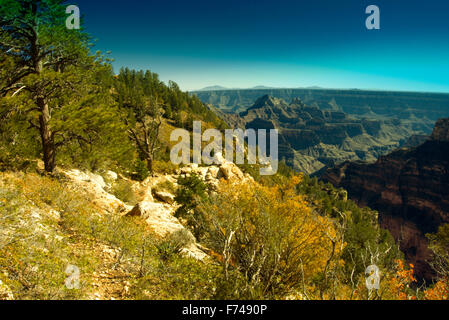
176, 152, 253, 186
61, 169, 131, 214
322, 119, 449, 281
126, 201, 207, 260
431, 118, 449, 142
153, 191, 175, 204
56, 154, 251, 262
57, 168, 203, 259
127, 201, 182, 237
123, 155, 249, 260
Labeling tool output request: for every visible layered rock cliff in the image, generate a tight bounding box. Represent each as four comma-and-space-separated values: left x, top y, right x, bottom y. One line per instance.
322, 119, 449, 281
230, 95, 428, 175
194, 88, 449, 125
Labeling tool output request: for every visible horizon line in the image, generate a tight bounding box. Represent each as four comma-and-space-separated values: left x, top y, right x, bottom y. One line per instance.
189, 86, 449, 95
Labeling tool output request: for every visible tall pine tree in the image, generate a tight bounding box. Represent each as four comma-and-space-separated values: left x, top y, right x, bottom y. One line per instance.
0, 0, 130, 172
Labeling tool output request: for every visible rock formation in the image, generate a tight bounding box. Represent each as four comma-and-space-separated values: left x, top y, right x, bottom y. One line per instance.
432, 118, 449, 141
194, 88, 449, 124
57, 152, 251, 263
322, 119, 449, 281
226, 95, 427, 175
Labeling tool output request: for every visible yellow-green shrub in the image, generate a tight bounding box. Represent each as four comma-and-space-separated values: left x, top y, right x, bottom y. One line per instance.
197, 176, 341, 299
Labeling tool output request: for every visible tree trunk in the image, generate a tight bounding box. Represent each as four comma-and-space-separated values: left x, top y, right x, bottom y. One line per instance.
37, 97, 56, 173
146, 156, 153, 175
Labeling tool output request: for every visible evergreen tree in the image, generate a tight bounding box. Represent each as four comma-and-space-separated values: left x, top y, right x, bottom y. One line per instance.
114, 68, 164, 174
0, 0, 130, 172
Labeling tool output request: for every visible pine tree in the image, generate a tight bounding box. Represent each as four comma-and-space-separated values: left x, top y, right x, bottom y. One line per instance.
0, 0, 130, 172
114, 69, 164, 174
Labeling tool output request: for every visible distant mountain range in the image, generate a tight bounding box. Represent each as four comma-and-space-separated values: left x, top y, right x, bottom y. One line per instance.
197, 85, 230, 91
196, 85, 323, 92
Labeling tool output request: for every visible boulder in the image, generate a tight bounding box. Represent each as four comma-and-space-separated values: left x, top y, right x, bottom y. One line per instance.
180, 164, 209, 179
64, 169, 107, 190
213, 152, 226, 165
206, 166, 220, 180
219, 162, 244, 180
154, 191, 175, 204
61, 169, 127, 214
181, 243, 207, 260
188, 163, 199, 170
104, 170, 118, 182
126, 201, 207, 260
180, 167, 192, 175
127, 201, 183, 237
141, 187, 154, 202
195, 167, 209, 179
244, 173, 255, 183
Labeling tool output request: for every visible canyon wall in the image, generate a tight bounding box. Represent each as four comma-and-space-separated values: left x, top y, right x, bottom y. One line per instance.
322, 119, 449, 281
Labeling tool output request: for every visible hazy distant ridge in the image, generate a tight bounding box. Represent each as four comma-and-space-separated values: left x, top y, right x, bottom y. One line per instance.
193, 88, 449, 121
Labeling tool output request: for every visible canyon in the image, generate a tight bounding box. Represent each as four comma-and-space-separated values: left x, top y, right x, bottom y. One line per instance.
196, 88, 449, 282
195, 88, 449, 124
322, 119, 449, 281
218, 94, 428, 175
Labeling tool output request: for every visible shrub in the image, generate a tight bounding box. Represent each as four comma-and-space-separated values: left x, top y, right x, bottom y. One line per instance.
156, 229, 195, 262
297, 174, 402, 293
133, 159, 149, 182
153, 160, 178, 175
197, 176, 340, 299
427, 224, 449, 279
153, 179, 176, 194
174, 174, 208, 240
131, 256, 220, 300
109, 179, 138, 205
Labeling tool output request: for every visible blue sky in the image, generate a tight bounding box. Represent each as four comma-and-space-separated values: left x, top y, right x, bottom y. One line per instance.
74, 0, 449, 92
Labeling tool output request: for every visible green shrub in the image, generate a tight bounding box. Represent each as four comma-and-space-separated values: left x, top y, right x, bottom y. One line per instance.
153, 179, 176, 194
297, 175, 403, 287
131, 256, 220, 300
197, 176, 338, 300
153, 160, 178, 175
133, 159, 149, 182
156, 229, 195, 262
174, 174, 209, 239
109, 179, 138, 205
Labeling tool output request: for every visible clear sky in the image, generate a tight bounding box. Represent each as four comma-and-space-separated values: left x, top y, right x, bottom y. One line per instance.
74, 0, 449, 92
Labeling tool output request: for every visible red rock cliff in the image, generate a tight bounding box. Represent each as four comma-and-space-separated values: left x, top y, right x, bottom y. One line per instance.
322, 119, 449, 281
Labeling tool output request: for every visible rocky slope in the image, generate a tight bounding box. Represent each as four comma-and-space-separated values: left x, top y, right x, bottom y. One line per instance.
0, 155, 251, 300
322, 119, 449, 281
229, 95, 426, 175
62, 155, 252, 260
